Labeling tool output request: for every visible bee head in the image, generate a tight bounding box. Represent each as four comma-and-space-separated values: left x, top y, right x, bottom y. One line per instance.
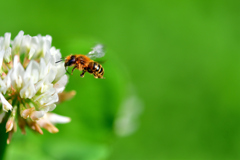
64, 55, 76, 67
55, 55, 76, 74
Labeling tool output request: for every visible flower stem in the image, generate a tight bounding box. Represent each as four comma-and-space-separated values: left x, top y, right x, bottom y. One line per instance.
0, 119, 8, 160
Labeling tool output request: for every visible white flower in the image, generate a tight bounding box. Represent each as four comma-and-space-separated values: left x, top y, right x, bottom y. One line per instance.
36, 113, 71, 133
0, 93, 12, 112
0, 31, 74, 143
31, 110, 45, 121
0, 50, 5, 69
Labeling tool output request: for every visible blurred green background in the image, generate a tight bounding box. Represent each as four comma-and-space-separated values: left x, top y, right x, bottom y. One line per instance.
1, 0, 240, 159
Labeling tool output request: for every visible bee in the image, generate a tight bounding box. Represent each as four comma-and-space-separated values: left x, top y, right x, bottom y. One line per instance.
56, 44, 105, 79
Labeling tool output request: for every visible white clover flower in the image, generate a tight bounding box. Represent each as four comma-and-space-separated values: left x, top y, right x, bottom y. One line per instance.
0, 31, 75, 144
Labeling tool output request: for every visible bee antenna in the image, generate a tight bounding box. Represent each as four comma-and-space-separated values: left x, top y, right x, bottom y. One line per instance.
55, 57, 67, 63
55, 60, 63, 63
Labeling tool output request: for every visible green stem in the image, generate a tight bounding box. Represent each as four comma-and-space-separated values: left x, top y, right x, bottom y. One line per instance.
0, 119, 8, 160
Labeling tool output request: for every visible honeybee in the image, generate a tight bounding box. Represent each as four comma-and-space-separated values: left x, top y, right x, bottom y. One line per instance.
56, 44, 105, 79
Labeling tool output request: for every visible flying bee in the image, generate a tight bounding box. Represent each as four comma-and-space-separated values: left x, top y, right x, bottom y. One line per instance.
56, 44, 105, 79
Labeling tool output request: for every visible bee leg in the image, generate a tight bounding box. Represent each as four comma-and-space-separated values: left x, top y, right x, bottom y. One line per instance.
80, 70, 86, 78
71, 65, 77, 75
93, 74, 99, 79
65, 67, 71, 74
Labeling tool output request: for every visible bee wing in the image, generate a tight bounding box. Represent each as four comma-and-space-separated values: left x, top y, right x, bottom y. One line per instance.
86, 44, 105, 59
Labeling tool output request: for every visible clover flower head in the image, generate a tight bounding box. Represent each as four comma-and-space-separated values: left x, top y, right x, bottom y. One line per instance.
0, 31, 75, 144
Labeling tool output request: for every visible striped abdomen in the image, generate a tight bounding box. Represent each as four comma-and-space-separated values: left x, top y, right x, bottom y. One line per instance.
87, 61, 104, 79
